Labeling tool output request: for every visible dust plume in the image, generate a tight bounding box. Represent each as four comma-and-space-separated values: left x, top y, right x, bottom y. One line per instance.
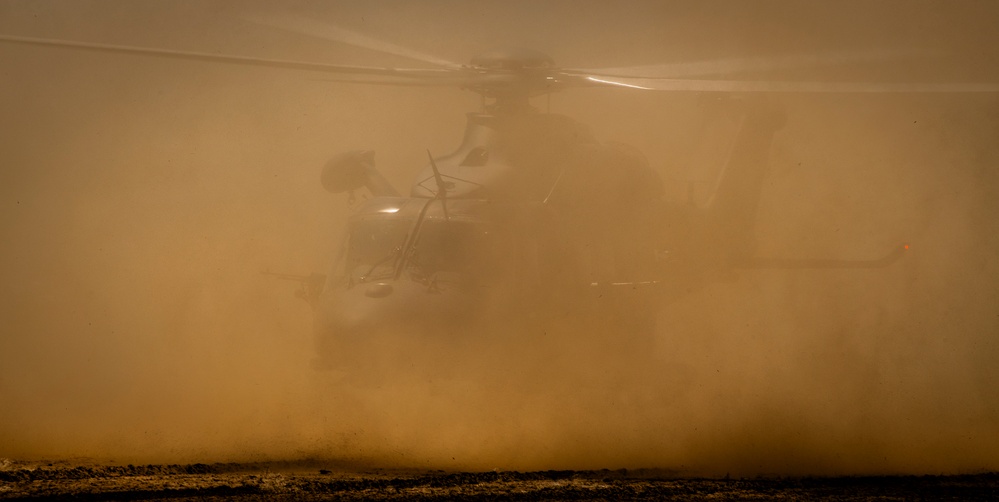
1, 0, 998, 477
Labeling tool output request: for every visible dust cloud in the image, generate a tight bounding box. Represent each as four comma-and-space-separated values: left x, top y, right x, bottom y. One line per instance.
1, 0, 998, 477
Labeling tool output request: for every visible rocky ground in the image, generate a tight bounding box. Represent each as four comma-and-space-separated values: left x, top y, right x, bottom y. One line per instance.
1, 460, 997, 500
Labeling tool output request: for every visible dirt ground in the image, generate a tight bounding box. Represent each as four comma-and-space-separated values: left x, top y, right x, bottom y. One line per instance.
1, 460, 997, 501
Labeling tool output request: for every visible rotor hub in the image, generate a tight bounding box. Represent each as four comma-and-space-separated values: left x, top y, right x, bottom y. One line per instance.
465, 47, 560, 111
469, 47, 555, 71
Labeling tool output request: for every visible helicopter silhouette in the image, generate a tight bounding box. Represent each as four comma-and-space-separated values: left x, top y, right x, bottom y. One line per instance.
3, 18, 994, 371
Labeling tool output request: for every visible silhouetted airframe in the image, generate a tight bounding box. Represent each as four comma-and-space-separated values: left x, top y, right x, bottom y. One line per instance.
5, 22, 991, 370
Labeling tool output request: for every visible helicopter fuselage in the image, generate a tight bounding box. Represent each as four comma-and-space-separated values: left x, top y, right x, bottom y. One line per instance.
312, 111, 666, 368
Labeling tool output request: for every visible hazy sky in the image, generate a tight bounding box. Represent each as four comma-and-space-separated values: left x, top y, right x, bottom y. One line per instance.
1, 1, 998, 475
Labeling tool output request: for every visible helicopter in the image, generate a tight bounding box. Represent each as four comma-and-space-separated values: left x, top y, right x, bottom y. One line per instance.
2, 18, 995, 373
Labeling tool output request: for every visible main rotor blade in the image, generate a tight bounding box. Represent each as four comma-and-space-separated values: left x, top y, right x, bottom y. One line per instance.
571, 73, 999, 93
313, 75, 472, 87
0, 34, 460, 80
244, 14, 462, 69
572, 49, 925, 79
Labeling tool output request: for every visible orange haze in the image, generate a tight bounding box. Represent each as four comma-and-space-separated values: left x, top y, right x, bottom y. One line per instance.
1, 0, 998, 476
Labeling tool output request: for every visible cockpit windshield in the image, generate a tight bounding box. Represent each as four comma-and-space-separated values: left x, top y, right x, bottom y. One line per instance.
340, 198, 518, 288
345, 219, 410, 282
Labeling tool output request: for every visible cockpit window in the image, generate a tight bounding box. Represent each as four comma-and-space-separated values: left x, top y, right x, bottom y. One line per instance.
342, 199, 520, 288
345, 219, 410, 282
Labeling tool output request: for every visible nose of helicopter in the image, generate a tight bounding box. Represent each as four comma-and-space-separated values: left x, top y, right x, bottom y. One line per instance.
312, 279, 478, 370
